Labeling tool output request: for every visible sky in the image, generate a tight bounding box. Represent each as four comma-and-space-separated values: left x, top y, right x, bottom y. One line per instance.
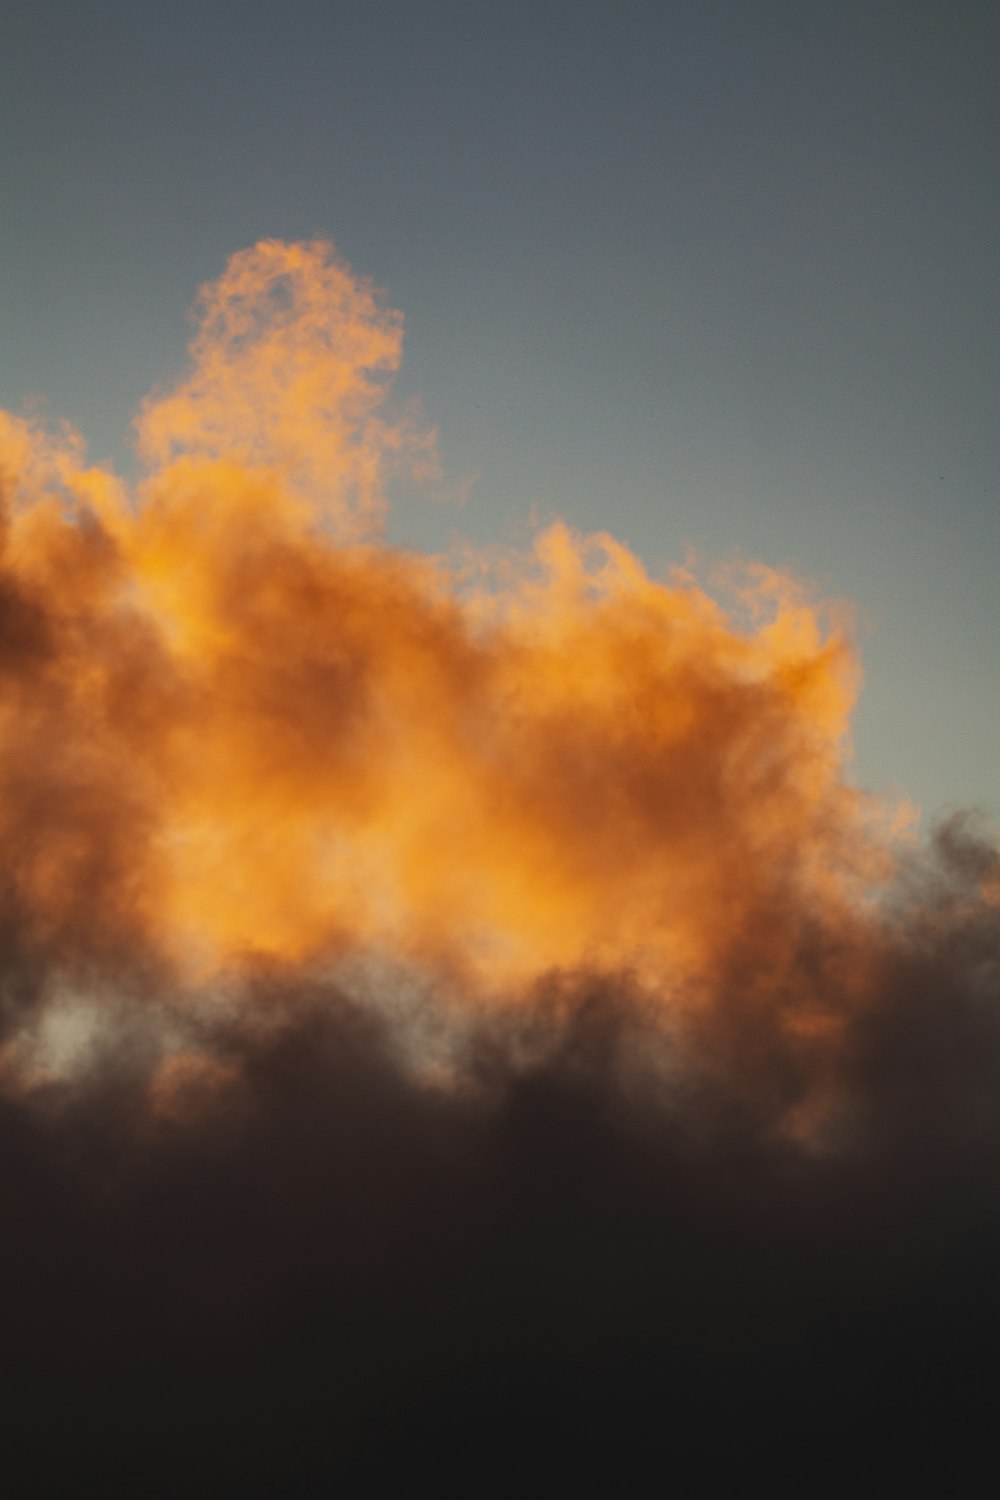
3, 0, 997, 822
2, 6, 1000, 1493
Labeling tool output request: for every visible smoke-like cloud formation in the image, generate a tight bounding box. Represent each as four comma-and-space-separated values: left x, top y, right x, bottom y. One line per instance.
2, 242, 998, 1494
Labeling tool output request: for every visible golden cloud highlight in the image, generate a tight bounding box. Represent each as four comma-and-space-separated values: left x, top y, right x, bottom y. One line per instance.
0, 240, 934, 1115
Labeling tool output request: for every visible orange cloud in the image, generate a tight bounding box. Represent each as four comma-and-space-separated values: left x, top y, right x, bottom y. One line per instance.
0, 241, 904, 1064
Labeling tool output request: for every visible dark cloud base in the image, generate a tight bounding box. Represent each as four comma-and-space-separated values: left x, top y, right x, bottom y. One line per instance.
5, 834, 1000, 1499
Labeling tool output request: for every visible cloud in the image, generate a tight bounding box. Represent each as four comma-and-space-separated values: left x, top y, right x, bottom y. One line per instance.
1, 242, 998, 1493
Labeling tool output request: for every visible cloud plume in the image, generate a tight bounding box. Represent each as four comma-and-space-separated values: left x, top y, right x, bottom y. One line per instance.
1, 241, 998, 1494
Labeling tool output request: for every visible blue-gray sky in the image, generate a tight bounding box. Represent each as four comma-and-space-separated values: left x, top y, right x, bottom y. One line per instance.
3, 0, 997, 820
